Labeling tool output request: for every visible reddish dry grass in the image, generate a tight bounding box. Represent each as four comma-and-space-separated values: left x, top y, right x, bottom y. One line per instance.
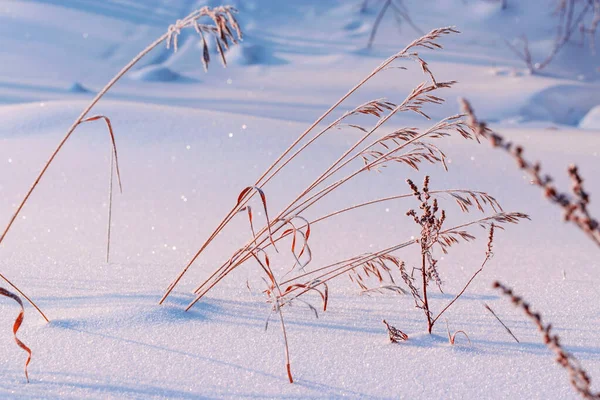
0, 287, 32, 383
494, 281, 600, 399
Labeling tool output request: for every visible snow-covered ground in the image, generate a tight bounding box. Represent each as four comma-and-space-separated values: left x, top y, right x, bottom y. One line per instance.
0, 1, 599, 399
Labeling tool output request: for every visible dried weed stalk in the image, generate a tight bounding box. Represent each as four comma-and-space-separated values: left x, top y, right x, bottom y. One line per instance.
484, 303, 520, 343
460, 98, 600, 247
0, 6, 242, 320
494, 281, 600, 399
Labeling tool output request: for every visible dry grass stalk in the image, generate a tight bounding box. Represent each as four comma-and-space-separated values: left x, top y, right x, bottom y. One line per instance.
107, 149, 115, 264
383, 319, 409, 342
1, 287, 32, 382
460, 98, 600, 247
493, 281, 600, 399
484, 303, 520, 343
77, 115, 123, 264
445, 320, 471, 346
0, 6, 241, 320
250, 251, 294, 383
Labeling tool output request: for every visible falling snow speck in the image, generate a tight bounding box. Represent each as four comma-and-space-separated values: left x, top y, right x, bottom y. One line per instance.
385, 208, 390, 212
7, 158, 12, 163
172, 246, 177, 251
242, 124, 247, 130
228, 132, 233, 138
186, 145, 191, 150
226, 78, 232, 85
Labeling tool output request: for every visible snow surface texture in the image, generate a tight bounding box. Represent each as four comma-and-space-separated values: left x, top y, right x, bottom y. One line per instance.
0, 0, 599, 399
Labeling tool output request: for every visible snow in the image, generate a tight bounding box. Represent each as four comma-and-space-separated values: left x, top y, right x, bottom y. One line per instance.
0, 0, 599, 399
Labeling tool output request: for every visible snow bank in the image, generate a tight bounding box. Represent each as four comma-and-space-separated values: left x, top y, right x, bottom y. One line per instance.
67, 82, 91, 93
225, 43, 287, 66
129, 65, 187, 83
579, 105, 600, 129
520, 84, 600, 125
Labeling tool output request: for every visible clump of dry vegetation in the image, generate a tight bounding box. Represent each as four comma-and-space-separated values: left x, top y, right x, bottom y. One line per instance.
0, 5, 243, 323
383, 319, 409, 342
156, 27, 527, 382
494, 281, 600, 399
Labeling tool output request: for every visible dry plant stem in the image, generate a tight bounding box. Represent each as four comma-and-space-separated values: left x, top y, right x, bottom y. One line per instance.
484, 303, 520, 343
431, 223, 495, 330
493, 281, 600, 399
106, 150, 115, 263
250, 252, 293, 383
163, 27, 458, 303
421, 251, 433, 333
460, 98, 600, 247
310, 189, 496, 225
